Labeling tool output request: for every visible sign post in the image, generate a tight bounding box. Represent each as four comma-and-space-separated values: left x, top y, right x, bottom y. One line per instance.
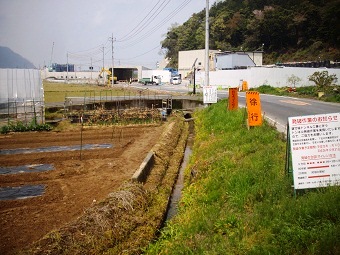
288, 113, 340, 190
228, 88, 238, 110
203, 86, 217, 104
246, 91, 262, 127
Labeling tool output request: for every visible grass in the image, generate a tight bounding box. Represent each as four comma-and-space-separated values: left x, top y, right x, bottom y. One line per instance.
43, 81, 169, 103
145, 99, 340, 254
250, 84, 340, 103
22, 116, 189, 255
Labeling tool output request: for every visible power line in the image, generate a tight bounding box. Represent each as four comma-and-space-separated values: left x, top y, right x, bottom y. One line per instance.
117, 0, 192, 49
118, 0, 171, 42
65, 0, 193, 67
118, 0, 163, 41
120, 44, 161, 60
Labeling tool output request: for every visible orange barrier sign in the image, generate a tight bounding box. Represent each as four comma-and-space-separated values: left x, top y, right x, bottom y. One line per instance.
242, 81, 248, 91
246, 91, 262, 126
228, 88, 238, 110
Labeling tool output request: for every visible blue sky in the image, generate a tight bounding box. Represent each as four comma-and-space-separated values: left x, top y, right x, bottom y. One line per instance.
0, 0, 214, 69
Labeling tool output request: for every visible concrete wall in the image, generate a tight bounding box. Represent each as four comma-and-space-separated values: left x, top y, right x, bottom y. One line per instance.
194, 66, 340, 88
178, 49, 219, 78
178, 49, 263, 79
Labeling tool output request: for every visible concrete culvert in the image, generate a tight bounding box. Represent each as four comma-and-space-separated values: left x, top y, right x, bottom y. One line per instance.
184, 113, 192, 119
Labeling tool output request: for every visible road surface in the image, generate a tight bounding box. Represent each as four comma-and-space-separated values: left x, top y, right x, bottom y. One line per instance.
130, 81, 339, 134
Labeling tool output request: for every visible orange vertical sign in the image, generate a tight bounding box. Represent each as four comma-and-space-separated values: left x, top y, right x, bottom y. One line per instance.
228, 88, 238, 110
246, 91, 262, 126
242, 81, 248, 91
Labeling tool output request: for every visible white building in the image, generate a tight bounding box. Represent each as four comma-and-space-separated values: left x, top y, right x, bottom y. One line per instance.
178, 49, 263, 78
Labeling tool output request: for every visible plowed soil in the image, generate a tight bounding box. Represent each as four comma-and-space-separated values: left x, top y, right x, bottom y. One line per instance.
0, 124, 164, 254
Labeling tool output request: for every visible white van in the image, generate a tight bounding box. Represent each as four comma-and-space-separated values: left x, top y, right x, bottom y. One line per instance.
171, 77, 181, 85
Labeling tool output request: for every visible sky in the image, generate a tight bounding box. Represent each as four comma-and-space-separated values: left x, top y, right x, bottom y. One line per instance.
0, 0, 214, 70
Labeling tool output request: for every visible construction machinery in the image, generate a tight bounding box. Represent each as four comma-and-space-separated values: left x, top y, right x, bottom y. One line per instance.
98, 68, 117, 86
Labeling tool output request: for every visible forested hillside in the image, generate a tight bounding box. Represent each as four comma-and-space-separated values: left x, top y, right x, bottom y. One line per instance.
162, 0, 340, 67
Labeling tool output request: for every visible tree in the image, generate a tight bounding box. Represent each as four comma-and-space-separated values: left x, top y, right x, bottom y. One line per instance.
308, 71, 337, 92
287, 74, 301, 88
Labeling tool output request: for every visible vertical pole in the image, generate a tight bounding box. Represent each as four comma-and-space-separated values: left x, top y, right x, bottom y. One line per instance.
66, 53, 69, 84
111, 34, 115, 87
205, 0, 210, 87
24, 99, 27, 125
193, 67, 196, 94
103, 46, 105, 85
33, 99, 36, 126
80, 115, 83, 160
7, 98, 10, 125
285, 123, 290, 176
15, 100, 17, 120
90, 57, 93, 80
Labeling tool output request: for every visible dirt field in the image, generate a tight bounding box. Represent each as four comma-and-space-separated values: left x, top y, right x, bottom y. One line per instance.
0, 124, 165, 254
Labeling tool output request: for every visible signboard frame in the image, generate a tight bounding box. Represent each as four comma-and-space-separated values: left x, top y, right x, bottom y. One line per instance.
203, 86, 218, 104
287, 113, 340, 191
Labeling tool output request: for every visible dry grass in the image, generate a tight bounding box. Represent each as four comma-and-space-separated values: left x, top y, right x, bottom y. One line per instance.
21, 116, 188, 255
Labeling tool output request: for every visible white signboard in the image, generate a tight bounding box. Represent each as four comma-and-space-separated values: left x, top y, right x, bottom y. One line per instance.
288, 113, 340, 190
203, 86, 217, 104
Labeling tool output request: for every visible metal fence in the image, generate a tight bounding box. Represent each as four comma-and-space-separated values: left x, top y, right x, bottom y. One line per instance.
63, 92, 173, 124
0, 99, 45, 126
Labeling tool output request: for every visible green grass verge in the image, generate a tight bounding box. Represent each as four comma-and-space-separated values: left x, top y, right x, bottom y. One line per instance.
43, 81, 145, 103
145, 99, 340, 255
250, 85, 340, 103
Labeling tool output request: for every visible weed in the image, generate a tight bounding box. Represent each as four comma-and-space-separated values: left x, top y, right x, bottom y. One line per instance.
145, 100, 340, 254
0, 119, 52, 134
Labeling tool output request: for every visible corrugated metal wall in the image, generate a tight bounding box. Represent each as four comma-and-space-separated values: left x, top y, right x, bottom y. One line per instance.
0, 69, 44, 125
0, 69, 43, 103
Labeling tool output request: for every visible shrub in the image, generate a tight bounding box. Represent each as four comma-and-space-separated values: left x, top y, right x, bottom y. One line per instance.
0, 121, 52, 134
308, 71, 338, 92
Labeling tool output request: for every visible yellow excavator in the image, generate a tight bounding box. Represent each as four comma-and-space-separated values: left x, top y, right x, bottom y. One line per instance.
98, 68, 117, 86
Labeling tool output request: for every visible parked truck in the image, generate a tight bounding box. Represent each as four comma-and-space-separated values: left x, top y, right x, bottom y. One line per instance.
139, 70, 171, 85
138, 75, 161, 85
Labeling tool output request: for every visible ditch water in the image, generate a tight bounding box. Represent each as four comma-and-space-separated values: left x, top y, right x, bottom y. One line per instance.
165, 119, 194, 221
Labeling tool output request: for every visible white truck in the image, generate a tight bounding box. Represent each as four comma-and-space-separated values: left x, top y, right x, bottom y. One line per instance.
139, 70, 171, 85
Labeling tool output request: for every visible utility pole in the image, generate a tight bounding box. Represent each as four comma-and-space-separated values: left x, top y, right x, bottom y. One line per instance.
109, 34, 116, 87
50, 42, 54, 68
66, 52, 69, 84
192, 58, 198, 95
102, 46, 105, 85
205, 0, 210, 87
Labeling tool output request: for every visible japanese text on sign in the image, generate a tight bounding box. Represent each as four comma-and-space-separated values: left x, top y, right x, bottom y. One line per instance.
246, 91, 262, 126
288, 113, 340, 190
228, 88, 238, 110
203, 86, 217, 104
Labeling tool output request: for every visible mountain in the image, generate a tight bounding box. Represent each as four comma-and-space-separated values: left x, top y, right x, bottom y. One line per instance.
0, 46, 36, 69
162, 0, 340, 66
